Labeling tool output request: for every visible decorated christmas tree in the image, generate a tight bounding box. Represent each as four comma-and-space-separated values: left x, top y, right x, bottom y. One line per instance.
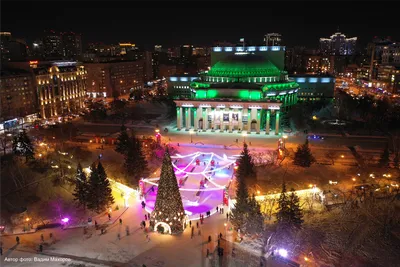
151, 148, 185, 234
73, 162, 89, 210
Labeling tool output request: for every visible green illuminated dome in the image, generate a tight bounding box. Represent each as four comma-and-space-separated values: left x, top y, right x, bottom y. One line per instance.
207, 54, 281, 78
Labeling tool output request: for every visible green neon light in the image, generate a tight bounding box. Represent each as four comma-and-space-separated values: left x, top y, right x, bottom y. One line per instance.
207, 90, 218, 98
262, 82, 300, 92
250, 91, 261, 100
195, 90, 207, 99
239, 90, 249, 99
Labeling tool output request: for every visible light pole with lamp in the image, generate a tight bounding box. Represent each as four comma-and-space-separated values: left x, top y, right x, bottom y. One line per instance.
242, 132, 247, 144
189, 129, 194, 143
282, 135, 288, 149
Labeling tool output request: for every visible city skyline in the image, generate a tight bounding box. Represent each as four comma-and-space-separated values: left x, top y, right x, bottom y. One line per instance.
2, 1, 400, 49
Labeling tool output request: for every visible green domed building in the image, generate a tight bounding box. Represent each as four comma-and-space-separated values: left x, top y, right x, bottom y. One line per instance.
174, 51, 299, 135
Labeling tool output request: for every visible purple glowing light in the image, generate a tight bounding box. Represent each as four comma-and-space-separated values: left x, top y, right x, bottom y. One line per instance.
278, 248, 288, 258
61, 217, 70, 223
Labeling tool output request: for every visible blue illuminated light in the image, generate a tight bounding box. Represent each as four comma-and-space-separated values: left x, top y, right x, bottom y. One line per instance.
296, 78, 306, 83
236, 47, 244, 52
321, 78, 331, 83
213, 47, 222, 52
224, 47, 233, 52
309, 78, 318, 83
271, 46, 280, 51
259, 46, 268, 51
190, 77, 197, 81
180, 77, 188, 82
247, 46, 256, 51
170, 77, 178, 82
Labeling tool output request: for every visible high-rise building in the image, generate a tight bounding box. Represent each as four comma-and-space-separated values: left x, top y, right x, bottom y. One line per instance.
0, 32, 12, 61
43, 30, 63, 58
61, 32, 82, 59
119, 43, 137, 55
264, 33, 282, 46
319, 32, 357, 55
180, 45, 193, 59
0, 68, 37, 122
84, 60, 144, 98
154, 45, 162, 52
31, 39, 44, 58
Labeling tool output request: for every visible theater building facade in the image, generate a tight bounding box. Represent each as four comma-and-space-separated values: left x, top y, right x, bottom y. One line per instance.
174, 48, 299, 135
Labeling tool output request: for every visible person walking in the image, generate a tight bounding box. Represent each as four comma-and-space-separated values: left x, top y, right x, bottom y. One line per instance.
220, 232, 223, 239
95, 220, 98, 229
16, 236, 20, 244
198, 229, 201, 236
39, 244, 43, 252
191, 226, 194, 239
145, 214, 147, 221
117, 233, 121, 240
208, 235, 211, 243
40, 234, 44, 242
216, 206, 219, 213
189, 220, 192, 228
196, 221, 199, 228
148, 212, 151, 219
108, 213, 111, 220
119, 218, 122, 225
226, 212, 229, 220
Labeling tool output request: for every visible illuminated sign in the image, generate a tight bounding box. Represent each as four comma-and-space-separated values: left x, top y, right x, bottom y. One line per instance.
213, 47, 222, 52
224, 47, 233, 52
271, 46, 280, 51
170, 77, 178, 82
268, 106, 280, 110
247, 46, 256, 51
182, 104, 194, 107
236, 47, 244, 52
321, 78, 331, 83
296, 78, 306, 83
309, 78, 318, 83
267, 93, 276, 96
29, 61, 38, 64
259, 46, 268, 51
180, 77, 188, 82
190, 77, 197, 81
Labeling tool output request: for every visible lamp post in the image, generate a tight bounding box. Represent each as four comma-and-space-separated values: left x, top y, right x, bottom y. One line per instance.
282, 135, 288, 149
242, 132, 247, 144
189, 129, 194, 143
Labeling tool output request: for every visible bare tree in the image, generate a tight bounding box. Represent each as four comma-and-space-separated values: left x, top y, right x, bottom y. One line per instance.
324, 151, 338, 165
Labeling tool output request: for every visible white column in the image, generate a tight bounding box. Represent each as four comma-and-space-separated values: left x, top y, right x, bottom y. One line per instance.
229, 109, 233, 133
202, 107, 208, 131
185, 107, 191, 131
275, 111, 280, 135
211, 108, 215, 132
256, 109, 261, 134
238, 109, 243, 132
177, 107, 182, 130
266, 110, 271, 135
194, 107, 201, 131
247, 109, 251, 134
220, 108, 225, 133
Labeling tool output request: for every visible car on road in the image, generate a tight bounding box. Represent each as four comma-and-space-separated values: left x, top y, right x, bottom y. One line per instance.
307, 134, 325, 140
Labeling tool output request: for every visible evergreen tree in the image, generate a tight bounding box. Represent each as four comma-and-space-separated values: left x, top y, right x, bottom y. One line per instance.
276, 182, 290, 227
246, 194, 264, 234
379, 145, 390, 168
151, 148, 185, 234
124, 137, 148, 183
87, 162, 114, 213
72, 163, 88, 209
115, 125, 131, 155
288, 189, 303, 228
236, 143, 256, 180
231, 164, 250, 231
293, 139, 315, 167
12, 130, 34, 162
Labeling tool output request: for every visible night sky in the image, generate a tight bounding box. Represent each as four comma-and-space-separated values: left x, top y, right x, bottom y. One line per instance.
2, 1, 399, 49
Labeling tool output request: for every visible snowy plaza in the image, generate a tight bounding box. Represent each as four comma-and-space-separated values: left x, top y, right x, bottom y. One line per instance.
141, 151, 237, 220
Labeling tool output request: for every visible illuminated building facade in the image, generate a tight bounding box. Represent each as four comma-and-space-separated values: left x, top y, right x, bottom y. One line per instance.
84, 60, 144, 98
173, 46, 299, 135
33, 61, 87, 119
320, 32, 357, 56
0, 68, 37, 123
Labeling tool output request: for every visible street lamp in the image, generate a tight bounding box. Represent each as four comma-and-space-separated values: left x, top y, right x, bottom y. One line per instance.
282, 135, 288, 148
189, 129, 194, 143
242, 132, 247, 143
